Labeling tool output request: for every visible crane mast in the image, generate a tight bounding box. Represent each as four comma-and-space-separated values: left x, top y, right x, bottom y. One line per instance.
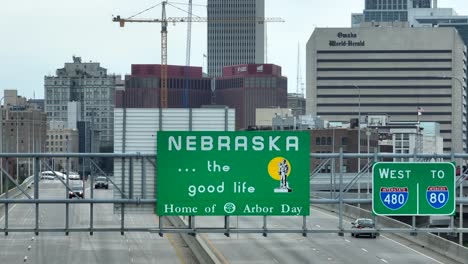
183, 0, 193, 108
160, 1, 168, 108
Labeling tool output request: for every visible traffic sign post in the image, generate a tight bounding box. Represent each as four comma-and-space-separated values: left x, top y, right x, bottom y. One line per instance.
157, 131, 310, 216
372, 162, 455, 216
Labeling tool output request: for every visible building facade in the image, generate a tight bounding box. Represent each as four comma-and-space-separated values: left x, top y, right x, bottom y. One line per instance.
215, 64, 287, 130
0, 107, 47, 182
306, 27, 467, 153
311, 128, 379, 173
360, 0, 432, 23
288, 93, 306, 117
207, 0, 265, 77
44, 56, 119, 150
116, 64, 212, 108
46, 121, 79, 172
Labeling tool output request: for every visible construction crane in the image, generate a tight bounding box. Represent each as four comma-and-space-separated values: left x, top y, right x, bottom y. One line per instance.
183, 0, 193, 108
113, 1, 284, 108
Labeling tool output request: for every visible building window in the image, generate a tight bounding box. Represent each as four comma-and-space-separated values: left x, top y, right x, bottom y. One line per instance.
321, 137, 326, 145
327, 137, 332, 145
316, 137, 321, 145
341, 137, 348, 145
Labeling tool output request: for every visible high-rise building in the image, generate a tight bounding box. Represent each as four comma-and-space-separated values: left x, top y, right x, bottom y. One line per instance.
359, 0, 431, 24
306, 27, 467, 154
215, 64, 287, 130
207, 0, 265, 77
353, 0, 468, 151
44, 56, 120, 150
116, 64, 212, 108
0, 106, 47, 182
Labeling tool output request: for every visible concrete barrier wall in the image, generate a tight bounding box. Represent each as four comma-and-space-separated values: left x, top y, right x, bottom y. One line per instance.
0, 176, 34, 199
314, 203, 468, 264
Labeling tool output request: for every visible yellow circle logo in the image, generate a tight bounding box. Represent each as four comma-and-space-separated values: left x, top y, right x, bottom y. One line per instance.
267, 157, 291, 181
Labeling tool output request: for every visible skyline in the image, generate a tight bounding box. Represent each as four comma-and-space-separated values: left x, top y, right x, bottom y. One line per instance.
1, 0, 467, 99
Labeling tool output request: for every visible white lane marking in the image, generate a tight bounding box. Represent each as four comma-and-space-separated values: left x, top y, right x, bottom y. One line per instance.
380, 258, 388, 263
272, 257, 280, 264
315, 224, 321, 228
344, 239, 351, 243
0, 204, 18, 222
381, 235, 444, 264
361, 248, 368, 252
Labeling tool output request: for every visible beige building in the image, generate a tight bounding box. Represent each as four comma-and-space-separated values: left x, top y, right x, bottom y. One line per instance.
0, 107, 47, 181
46, 122, 79, 171
306, 27, 467, 153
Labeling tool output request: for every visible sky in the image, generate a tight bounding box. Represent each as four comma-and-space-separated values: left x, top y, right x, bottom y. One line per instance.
1, 0, 467, 99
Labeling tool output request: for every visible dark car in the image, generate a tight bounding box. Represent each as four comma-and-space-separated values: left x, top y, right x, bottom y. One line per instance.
351, 218, 378, 238
94, 176, 109, 189
69, 186, 84, 199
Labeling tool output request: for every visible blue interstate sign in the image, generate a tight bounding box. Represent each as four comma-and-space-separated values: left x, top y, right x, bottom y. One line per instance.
380, 187, 409, 210
426, 186, 449, 209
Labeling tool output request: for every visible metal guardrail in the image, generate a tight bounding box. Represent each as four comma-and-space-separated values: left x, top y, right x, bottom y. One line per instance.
0, 152, 466, 240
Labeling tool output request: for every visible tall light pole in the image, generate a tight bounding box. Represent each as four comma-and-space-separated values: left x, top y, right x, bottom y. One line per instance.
354, 85, 361, 173
443, 75, 466, 245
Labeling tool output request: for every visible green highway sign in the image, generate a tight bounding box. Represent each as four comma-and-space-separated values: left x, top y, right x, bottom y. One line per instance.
157, 131, 310, 216
372, 162, 455, 216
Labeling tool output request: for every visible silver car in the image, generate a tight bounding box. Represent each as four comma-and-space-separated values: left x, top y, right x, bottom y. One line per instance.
351, 218, 378, 238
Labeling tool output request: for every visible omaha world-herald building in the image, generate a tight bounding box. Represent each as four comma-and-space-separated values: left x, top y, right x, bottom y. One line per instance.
306, 27, 467, 153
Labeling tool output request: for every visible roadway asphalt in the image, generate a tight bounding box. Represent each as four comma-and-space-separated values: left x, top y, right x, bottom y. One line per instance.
0, 180, 189, 264
0, 179, 462, 264
195, 211, 460, 264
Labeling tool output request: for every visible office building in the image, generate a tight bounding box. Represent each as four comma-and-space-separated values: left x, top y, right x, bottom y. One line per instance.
46, 121, 79, 171
215, 64, 287, 130
0, 106, 47, 182
356, 0, 432, 24
44, 56, 119, 151
207, 0, 265, 77
116, 64, 212, 108
288, 93, 306, 117
306, 27, 467, 153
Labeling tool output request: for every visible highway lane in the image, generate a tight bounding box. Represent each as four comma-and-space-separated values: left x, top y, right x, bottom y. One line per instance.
0, 180, 461, 263
0, 180, 190, 264
196, 208, 459, 264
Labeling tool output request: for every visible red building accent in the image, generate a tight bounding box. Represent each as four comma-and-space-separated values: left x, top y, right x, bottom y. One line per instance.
116, 64, 211, 108
216, 64, 288, 130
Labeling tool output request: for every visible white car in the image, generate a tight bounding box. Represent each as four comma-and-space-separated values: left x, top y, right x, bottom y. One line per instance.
40, 171, 63, 180
68, 172, 80, 180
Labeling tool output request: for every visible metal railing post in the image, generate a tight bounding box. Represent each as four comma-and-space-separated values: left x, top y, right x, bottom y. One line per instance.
141, 157, 146, 199
90, 161, 94, 236
121, 157, 125, 235
459, 174, 463, 244
129, 158, 134, 199
338, 147, 344, 236
224, 216, 230, 237
65, 157, 70, 236
34, 157, 39, 236
262, 216, 267, 237
4, 158, 9, 235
